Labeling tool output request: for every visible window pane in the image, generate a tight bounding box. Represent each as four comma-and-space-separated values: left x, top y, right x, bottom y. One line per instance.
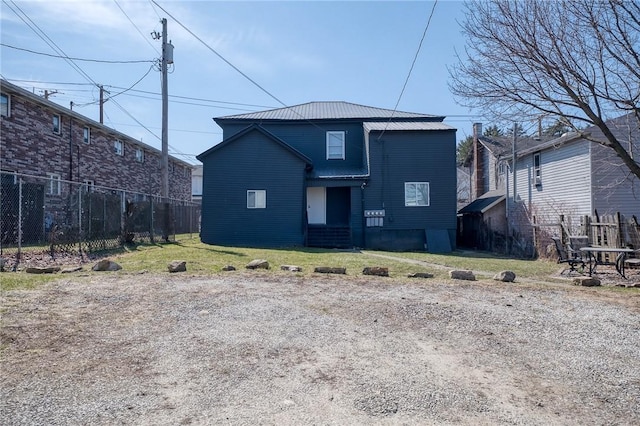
83, 127, 90, 144
0, 94, 8, 117
247, 191, 255, 208
327, 131, 345, 159
53, 115, 60, 133
405, 182, 429, 206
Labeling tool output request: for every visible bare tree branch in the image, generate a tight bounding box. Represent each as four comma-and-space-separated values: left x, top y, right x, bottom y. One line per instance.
449, 0, 640, 179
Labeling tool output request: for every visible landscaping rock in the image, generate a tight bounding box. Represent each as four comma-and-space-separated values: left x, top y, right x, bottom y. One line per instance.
61, 266, 83, 274
363, 267, 389, 277
168, 261, 187, 273
449, 270, 476, 281
281, 265, 302, 272
573, 277, 601, 287
246, 259, 269, 270
407, 272, 434, 279
222, 265, 236, 271
92, 259, 122, 272
494, 270, 516, 282
314, 267, 347, 274
25, 266, 60, 274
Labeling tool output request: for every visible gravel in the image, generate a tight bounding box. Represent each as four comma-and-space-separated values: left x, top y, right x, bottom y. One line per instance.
1, 271, 639, 425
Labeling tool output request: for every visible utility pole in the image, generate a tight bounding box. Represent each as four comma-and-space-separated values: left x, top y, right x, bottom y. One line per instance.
160, 18, 173, 201
99, 85, 104, 124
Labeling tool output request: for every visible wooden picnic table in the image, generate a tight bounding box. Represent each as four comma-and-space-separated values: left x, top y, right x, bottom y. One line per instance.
580, 247, 637, 279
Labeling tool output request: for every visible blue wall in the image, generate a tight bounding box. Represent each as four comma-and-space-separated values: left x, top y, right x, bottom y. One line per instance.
199, 128, 307, 247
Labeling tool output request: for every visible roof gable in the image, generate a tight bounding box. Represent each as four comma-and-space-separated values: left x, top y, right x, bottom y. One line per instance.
215, 101, 444, 122
196, 124, 313, 165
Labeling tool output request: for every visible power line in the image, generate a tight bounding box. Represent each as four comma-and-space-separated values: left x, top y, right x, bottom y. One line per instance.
149, 1, 305, 119
113, 0, 161, 56
0, 42, 154, 63
378, 0, 439, 141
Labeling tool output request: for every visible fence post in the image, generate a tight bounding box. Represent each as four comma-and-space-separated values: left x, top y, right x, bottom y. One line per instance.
78, 185, 82, 255
150, 197, 155, 243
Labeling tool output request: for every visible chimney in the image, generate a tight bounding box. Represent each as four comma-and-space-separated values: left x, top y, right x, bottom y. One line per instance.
472, 123, 484, 199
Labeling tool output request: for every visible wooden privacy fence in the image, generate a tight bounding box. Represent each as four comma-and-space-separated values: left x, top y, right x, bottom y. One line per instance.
533, 211, 640, 261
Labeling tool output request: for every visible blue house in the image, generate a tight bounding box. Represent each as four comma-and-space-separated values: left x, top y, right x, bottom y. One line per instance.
196, 102, 457, 251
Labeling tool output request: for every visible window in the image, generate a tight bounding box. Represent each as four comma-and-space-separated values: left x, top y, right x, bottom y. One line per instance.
48, 173, 61, 195
114, 140, 123, 156
326, 131, 345, 160
1, 93, 9, 117
83, 127, 91, 144
53, 114, 61, 134
404, 182, 430, 206
82, 179, 94, 192
135, 148, 144, 163
247, 190, 266, 209
533, 153, 541, 186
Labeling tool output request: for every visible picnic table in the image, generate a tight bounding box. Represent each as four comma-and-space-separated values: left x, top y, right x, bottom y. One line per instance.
580, 246, 637, 279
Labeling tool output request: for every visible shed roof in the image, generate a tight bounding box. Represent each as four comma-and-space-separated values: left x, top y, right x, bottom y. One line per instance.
216, 101, 443, 122
458, 190, 506, 215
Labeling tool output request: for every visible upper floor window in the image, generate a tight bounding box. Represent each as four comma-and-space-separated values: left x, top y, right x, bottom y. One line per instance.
326, 131, 345, 160
533, 152, 541, 186
135, 147, 144, 163
83, 127, 91, 144
404, 182, 430, 207
114, 140, 123, 156
1, 93, 10, 117
247, 190, 266, 209
48, 173, 61, 195
53, 114, 61, 134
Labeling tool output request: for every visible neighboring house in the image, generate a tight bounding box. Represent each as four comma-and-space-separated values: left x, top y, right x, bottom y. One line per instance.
457, 165, 471, 211
192, 164, 203, 203
0, 79, 193, 200
197, 101, 458, 251
459, 115, 640, 254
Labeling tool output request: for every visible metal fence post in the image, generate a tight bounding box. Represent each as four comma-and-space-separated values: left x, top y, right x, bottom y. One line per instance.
78, 185, 82, 255
16, 177, 23, 270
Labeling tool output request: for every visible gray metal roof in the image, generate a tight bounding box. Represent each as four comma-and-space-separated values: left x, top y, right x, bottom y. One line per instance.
364, 121, 455, 132
217, 101, 443, 121
458, 190, 506, 215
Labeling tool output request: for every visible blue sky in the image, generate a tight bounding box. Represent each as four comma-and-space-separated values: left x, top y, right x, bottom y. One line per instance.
1, 0, 480, 165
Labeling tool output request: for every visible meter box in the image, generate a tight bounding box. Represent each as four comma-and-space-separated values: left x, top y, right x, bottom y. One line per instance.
364, 209, 385, 227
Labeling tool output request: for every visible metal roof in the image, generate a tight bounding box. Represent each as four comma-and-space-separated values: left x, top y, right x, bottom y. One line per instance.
216, 101, 443, 121
363, 121, 455, 132
458, 190, 506, 215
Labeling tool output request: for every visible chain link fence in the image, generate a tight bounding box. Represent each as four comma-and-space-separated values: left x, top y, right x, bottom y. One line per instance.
0, 172, 200, 268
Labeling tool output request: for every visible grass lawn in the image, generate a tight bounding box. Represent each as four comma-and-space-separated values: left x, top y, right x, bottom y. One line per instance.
1, 234, 567, 291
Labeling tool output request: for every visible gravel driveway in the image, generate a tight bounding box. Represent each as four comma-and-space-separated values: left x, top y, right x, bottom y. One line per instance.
1, 271, 639, 425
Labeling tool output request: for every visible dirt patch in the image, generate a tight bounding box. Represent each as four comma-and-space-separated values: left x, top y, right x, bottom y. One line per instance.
1, 272, 639, 425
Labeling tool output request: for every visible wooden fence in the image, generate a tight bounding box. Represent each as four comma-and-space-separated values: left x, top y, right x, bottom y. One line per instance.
533, 211, 640, 261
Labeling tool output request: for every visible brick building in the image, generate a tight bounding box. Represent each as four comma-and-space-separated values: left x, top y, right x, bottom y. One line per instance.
0, 79, 192, 200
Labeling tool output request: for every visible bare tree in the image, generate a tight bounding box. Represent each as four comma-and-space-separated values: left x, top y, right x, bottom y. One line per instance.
449, 0, 640, 179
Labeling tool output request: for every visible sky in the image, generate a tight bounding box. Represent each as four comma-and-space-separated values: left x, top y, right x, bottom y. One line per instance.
1, 0, 481, 165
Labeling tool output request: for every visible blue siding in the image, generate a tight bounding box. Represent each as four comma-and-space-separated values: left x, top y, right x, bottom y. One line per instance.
365, 130, 457, 250
225, 122, 366, 175
200, 129, 307, 247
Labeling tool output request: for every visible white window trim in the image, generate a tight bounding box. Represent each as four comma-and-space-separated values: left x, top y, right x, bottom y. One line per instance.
135, 148, 144, 163
533, 152, 542, 186
83, 126, 91, 144
404, 182, 430, 207
48, 173, 61, 195
82, 179, 94, 192
1, 93, 10, 117
326, 131, 345, 160
114, 140, 124, 156
247, 190, 266, 209
53, 114, 61, 135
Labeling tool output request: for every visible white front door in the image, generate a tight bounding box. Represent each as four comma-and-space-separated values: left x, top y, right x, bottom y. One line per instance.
306, 187, 326, 224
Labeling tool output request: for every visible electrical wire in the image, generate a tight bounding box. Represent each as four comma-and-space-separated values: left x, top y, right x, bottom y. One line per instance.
377, 0, 439, 141
113, 0, 161, 56
0, 43, 154, 63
